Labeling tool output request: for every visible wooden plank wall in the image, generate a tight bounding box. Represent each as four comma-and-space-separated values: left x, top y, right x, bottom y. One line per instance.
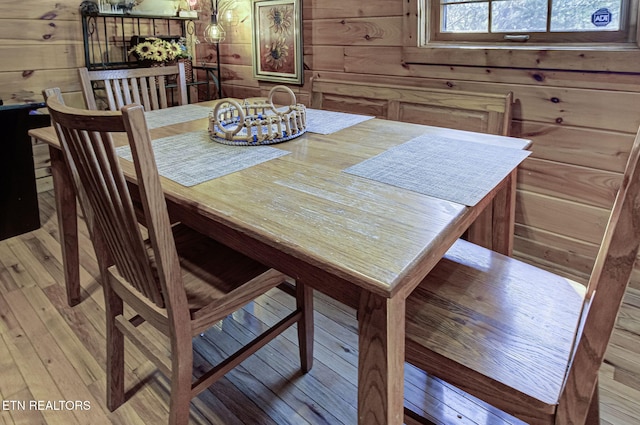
1, 1, 85, 194
3, 0, 640, 403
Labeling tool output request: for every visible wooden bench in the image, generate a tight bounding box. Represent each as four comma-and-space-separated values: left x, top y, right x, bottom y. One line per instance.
310, 76, 512, 136
403, 121, 640, 424
311, 76, 517, 252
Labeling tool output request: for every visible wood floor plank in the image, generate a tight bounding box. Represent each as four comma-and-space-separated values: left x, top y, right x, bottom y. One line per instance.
0, 304, 81, 425
229, 296, 359, 420
0, 291, 20, 337
3, 288, 109, 425
44, 273, 173, 387
20, 233, 65, 288
202, 315, 347, 424
0, 255, 19, 293
85, 378, 147, 425
0, 244, 35, 290
194, 334, 311, 425
600, 376, 640, 421
2, 388, 46, 425
6, 237, 56, 289
0, 333, 27, 400
20, 286, 104, 386
191, 355, 279, 425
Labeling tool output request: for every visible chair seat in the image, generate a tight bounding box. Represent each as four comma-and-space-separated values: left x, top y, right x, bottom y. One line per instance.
169, 223, 271, 312
405, 239, 587, 418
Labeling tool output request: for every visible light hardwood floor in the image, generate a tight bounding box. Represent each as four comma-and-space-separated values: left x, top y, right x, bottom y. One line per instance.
0, 190, 639, 425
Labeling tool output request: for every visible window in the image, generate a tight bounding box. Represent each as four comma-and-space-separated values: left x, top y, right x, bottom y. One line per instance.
426, 0, 632, 43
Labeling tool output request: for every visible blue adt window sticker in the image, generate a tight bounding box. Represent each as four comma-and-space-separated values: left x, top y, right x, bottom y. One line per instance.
591, 8, 612, 27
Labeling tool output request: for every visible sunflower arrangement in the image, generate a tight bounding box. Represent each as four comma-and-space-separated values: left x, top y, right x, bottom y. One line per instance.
129, 37, 190, 63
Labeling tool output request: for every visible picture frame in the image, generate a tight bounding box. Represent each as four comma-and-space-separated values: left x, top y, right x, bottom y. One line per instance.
251, 0, 303, 85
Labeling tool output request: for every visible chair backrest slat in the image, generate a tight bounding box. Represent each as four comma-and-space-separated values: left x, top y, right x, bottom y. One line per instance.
139, 77, 151, 109
79, 63, 188, 111
558, 128, 640, 422
128, 77, 142, 106
46, 96, 176, 307
120, 78, 132, 106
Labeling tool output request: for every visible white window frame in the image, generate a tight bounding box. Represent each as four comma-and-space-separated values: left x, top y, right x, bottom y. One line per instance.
430, 0, 632, 44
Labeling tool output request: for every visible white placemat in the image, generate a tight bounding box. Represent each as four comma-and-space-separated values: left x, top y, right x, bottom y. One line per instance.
144, 104, 211, 129
305, 108, 374, 134
344, 134, 531, 206
116, 130, 289, 187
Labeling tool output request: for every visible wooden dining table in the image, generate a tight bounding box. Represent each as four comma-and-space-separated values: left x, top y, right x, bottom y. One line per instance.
30, 100, 530, 425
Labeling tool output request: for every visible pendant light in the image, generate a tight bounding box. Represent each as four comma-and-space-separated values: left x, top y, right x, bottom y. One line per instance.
204, 0, 225, 43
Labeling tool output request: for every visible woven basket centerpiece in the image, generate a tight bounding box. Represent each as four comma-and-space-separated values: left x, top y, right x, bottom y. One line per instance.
209, 85, 307, 146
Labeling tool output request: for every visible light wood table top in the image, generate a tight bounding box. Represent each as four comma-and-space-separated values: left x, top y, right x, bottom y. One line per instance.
30, 100, 530, 425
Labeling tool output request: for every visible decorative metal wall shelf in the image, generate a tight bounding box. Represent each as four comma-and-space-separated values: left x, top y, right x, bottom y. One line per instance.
81, 12, 196, 70
80, 12, 221, 102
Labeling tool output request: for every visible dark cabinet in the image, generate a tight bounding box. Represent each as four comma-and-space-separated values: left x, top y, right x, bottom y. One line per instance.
0, 102, 50, 241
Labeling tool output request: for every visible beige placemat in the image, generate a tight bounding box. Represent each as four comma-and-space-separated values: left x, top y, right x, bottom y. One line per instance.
305, 108, 374, 134
344, 134, 531, 206
144, 104, 211, 129
116, 130, 289, 186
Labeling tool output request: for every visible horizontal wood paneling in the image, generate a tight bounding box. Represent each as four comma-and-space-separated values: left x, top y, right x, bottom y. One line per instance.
344, 46, 640, 91
303, 0, 402, 19
304, 46, 345, 72
0, 45, 84, 72
0, 19, 81, 44
513, 227, 597, 281
225, 22, 253, 44
0, 70, 82, 102
308, 17, 403, 46
514, 122, 632, 172
219, 63, 259, 88
212, 43, 253, 67
1, 1, 79, 20
404, 46, 640, 74
518, 158, 621, 208
516, 190, 609, 245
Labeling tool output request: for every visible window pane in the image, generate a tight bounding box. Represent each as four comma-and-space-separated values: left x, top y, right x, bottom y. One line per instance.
491, 0, 548, 32
551, 0, 621, 31
442, 2, 489, 32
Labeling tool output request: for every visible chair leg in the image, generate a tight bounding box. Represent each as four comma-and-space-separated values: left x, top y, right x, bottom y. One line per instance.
168, 335, 194, 425
104, 281, 125, 411
585, 381, 600, 425
296, 281, 314, 372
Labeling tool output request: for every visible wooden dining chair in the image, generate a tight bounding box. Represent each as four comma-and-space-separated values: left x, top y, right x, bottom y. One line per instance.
404, 125, 640, 425
45, 93, 313, 425
79, 62, 188, 111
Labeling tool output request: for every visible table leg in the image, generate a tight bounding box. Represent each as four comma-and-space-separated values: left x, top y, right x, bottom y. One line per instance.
491, 169, 517, 256
466, 206, 492, 250
466, 170, 516, 256
358, 292, 405, 425
49, 146, 80, 306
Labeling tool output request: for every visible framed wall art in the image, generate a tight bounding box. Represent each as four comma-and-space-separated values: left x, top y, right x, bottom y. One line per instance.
251, 0, 303, 84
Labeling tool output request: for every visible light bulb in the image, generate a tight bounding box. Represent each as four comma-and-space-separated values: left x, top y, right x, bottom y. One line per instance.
204, 21, 226, 43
